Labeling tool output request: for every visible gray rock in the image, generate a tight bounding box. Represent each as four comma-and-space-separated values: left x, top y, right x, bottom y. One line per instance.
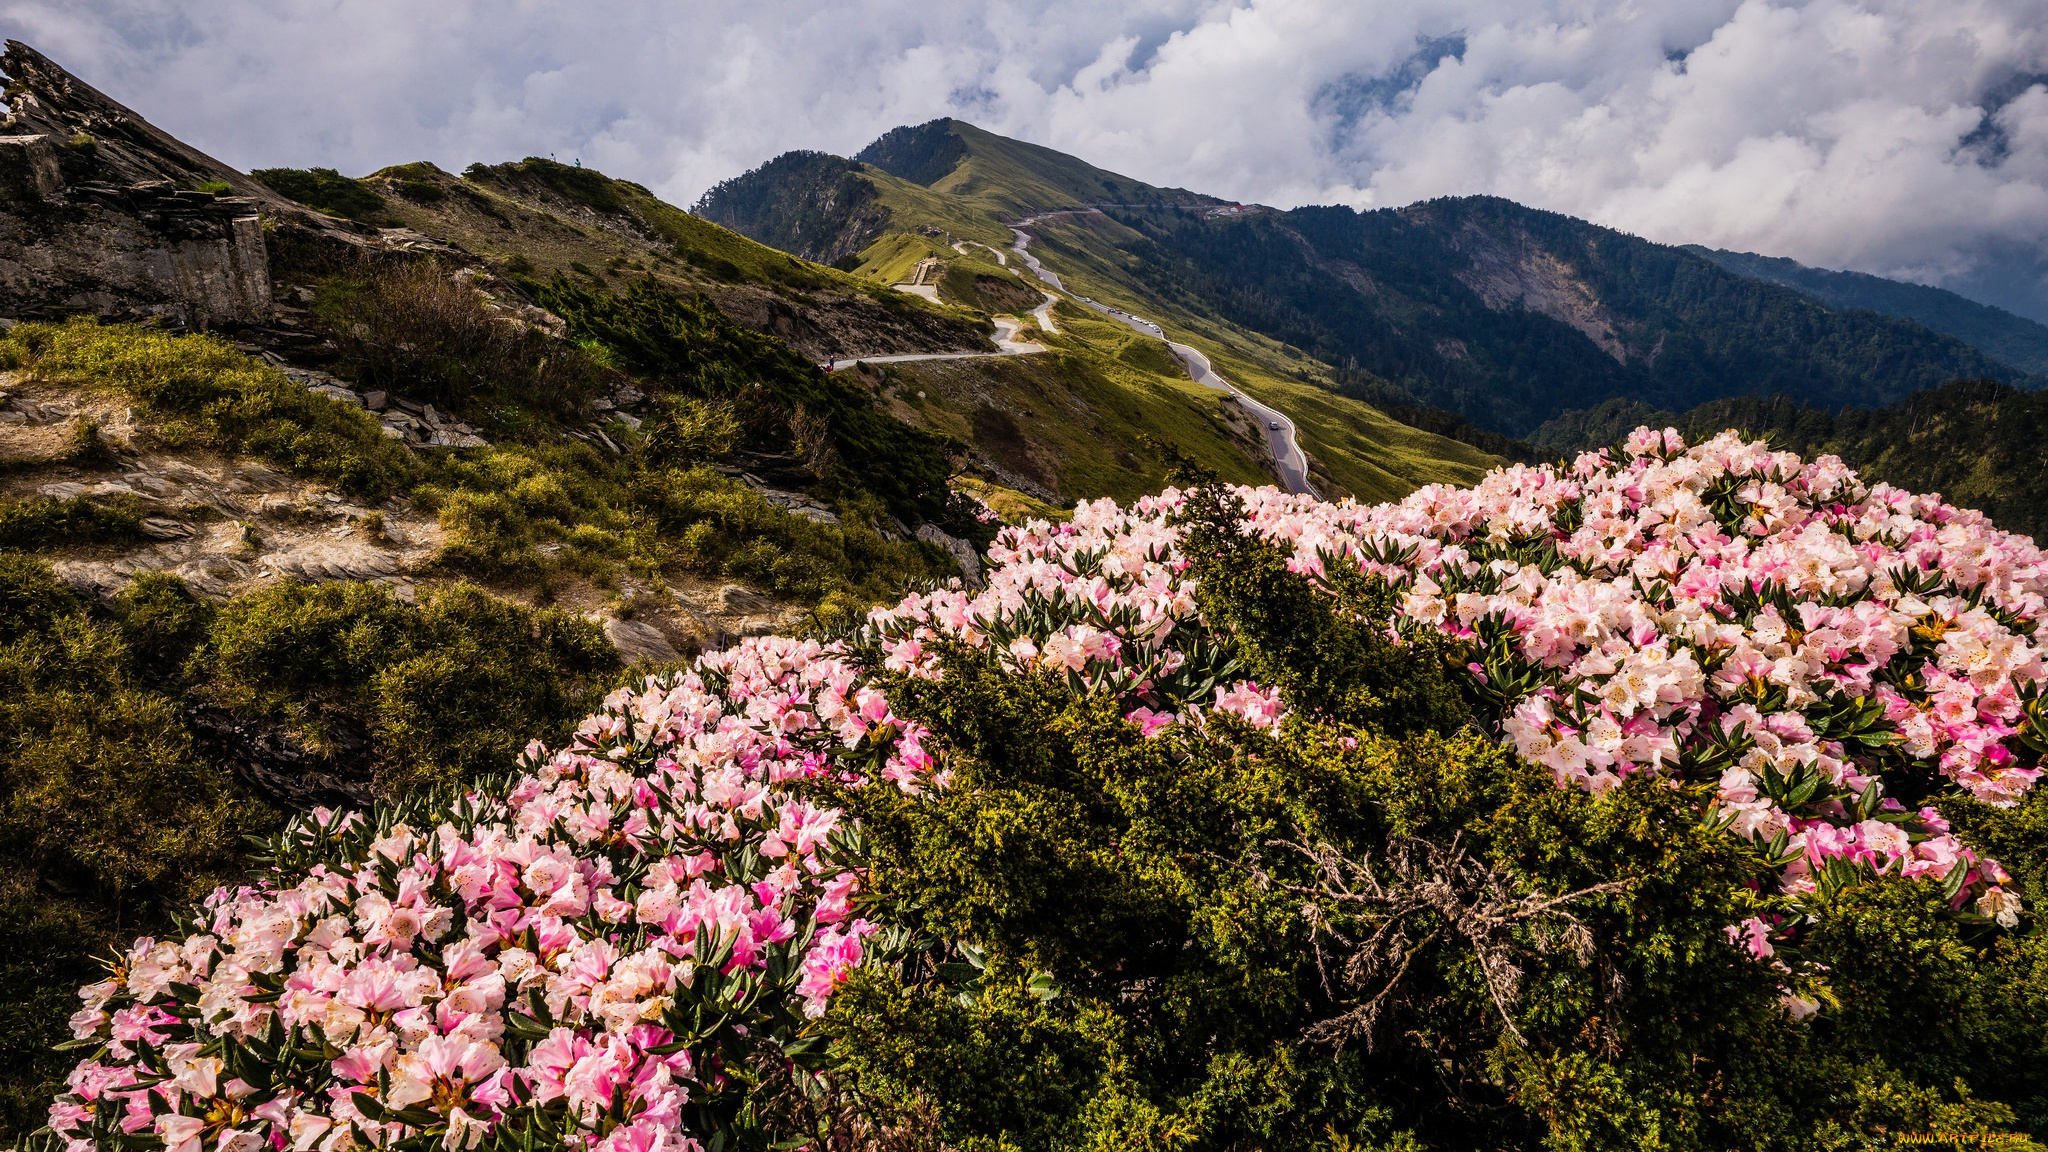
0, 128, 270, 327
50, 559, 127, 597
361, 390, 388, 411
309, 384, 361, 406
140, 517, 192, 539
603, 616, 680, 664
916, 523, 985, 587
714, 583, 774, 614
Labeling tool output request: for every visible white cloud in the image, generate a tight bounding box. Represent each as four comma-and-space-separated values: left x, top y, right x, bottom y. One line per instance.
6, 0, 2047, 319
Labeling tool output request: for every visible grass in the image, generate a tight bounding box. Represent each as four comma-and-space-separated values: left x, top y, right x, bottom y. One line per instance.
0, 319, 420, 500
852, 232, 951, 285
881, 305, 1278, 503
982, 214, 1506, 499
364, 159, 975, 323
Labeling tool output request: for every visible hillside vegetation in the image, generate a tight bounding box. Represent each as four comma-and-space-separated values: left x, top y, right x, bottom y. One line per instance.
1099, 197, 2035, 435
32, 434, 2048, 1151
1689, 246, 2048, 376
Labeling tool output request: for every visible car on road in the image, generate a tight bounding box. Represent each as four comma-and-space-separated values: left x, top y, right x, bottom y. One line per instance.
1269, 420, 1281, 430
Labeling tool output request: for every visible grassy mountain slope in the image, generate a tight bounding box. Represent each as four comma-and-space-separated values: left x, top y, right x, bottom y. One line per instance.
856, 118, 1221, 219
1686, 246, 2048, 376
701, 127, 1513, 498
256, 157, 992, 361
704, 121, 2034, 457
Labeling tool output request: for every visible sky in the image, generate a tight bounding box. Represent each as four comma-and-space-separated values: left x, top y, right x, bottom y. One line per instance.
7, 0, 2048, 322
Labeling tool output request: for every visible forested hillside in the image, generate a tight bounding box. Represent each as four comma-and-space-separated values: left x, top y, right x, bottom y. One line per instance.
1689, 246, 2048, 376
1099, 197, 2037, 435
693, 151, 890, 267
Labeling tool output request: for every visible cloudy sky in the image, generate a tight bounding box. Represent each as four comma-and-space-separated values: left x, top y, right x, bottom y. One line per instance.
8, 0, 2048, 321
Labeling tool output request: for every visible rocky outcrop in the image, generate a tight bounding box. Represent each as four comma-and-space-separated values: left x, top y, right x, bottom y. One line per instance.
0, 41, 372, 328
0, 152, 273, 327
1446, 219, 1630, 364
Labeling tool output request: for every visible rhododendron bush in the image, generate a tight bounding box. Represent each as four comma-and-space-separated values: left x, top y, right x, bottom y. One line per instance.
46, 429, 2048, 1151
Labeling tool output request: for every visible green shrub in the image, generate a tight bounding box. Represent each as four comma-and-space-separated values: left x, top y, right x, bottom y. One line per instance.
314, 260, 608, 414
628, 465, 947, 614
395, 179, 444, 203
194, 579, 621, 789
0, 555, 273, 1136
815, 500, 2048, 1150
249, 166, 387, 220
0, 496, 145, 551
531, 275, 961, 523
2, 319, 418, 500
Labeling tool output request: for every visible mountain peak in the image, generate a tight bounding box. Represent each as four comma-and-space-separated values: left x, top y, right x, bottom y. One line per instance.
853, 119, 967, 187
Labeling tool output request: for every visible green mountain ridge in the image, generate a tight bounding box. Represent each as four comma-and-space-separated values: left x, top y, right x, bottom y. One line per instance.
700, 118, 1526, 496
698, 122, 2042, 443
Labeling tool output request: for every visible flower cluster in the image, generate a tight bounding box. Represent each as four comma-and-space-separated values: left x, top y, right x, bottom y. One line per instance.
54, 428, 2042, 1151
859, 430, 2039, 918
1234, 429, 2040, 917
51, 637, 932, 1152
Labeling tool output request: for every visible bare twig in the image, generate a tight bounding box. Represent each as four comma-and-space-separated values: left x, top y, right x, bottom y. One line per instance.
1255, 832, 1633, 1051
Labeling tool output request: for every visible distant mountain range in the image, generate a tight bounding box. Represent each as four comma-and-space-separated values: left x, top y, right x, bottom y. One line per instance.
699, 118, 2044, 440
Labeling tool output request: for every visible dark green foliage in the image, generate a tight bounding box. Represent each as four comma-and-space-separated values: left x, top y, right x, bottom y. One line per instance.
1097, 197, 2035, 436
1689, 246, 2048, 376
249, 166, 388, 220
2, 319, 419, 500
1526, 396, 1677, 457
823, 495, 2048, 1150
0, 496, 144, 550
0, 555, 650, 1140
0, 556, 274, 1135
854, 120, 971, 187
464, 157, 628, 214
195, 579, 620, 790
693, 151, 893, 265
532, 275, 962, 523
1177, 485, 1467, 736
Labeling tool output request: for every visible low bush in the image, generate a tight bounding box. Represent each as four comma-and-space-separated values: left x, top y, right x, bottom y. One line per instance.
194, 579, 620, 790
248, 166, 387, 220
0, 557, 272, 1136
313, 260, 609, 414
0, 497, 145, 551
0, 320, 418, 500
35, 432, 2048, 1150
532, 275, 962, 524
628, 464, 951, 620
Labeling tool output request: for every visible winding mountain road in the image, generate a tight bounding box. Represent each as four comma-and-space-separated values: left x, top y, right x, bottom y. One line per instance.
1009, 215, 1317, 496
830, 212, 1317, 497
